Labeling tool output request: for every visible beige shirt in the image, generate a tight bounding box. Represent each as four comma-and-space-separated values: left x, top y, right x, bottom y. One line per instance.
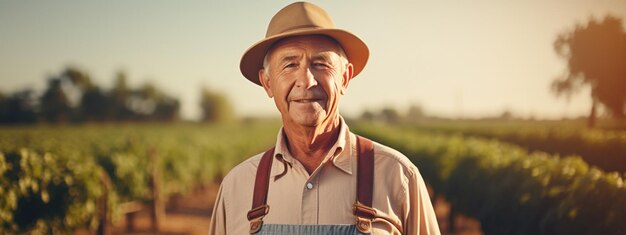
209, 120, 440, 235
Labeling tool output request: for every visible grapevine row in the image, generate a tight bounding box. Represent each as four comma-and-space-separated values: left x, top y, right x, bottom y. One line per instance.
353, 122, 626, 235
0, 121, 280, 233
408, 120, 626, 173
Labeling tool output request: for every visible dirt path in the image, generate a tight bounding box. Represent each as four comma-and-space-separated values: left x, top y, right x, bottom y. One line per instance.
97, 182, 481, 235
107, 182, 219, 235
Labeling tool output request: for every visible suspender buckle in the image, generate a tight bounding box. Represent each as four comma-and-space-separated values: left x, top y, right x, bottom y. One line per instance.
354, 202, 376, 233
356, 216, 373, 233
247, 204, 269, 234
249, 217, 264, 234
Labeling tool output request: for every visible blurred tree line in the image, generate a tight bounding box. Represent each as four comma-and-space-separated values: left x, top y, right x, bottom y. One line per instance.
359, 104, 518, 123
0, 66, 232, 124
553, 15, 626, 127
359, 104, 426, 123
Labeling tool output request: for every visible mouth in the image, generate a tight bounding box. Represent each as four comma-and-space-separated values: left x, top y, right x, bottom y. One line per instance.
291, 98, 323, 103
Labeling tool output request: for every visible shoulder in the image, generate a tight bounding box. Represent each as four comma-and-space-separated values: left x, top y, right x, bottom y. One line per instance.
218, 151, 266, 214
219, 151, 270, 206
221, 152, 264, 187
370, 139, 420, 178
216, 152, 267, 234
368, 138, 427, 201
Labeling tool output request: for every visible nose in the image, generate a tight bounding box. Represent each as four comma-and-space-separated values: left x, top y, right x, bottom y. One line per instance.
294, 65, 317, 89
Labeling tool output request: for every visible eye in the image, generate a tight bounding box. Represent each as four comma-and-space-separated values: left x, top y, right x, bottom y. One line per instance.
313, 62, 330, 69
283, 63, 298, 69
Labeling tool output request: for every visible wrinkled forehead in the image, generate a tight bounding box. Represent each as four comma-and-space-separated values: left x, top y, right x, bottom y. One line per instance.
266, 35, 345, 61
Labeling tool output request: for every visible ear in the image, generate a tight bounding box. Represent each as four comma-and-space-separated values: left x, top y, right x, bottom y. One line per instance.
259, 69, 274, 98
340, 63, 354, 95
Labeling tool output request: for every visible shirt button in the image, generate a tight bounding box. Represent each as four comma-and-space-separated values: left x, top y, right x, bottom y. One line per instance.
306, 182, 313, 190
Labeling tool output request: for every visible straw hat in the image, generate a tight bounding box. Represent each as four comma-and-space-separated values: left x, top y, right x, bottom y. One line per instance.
240, 1, 369, 86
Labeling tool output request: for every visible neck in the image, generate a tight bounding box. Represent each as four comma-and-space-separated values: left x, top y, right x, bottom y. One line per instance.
282, 115, 342, 174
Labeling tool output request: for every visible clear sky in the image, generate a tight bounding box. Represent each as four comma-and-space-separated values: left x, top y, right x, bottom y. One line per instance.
1, 0, 625, 120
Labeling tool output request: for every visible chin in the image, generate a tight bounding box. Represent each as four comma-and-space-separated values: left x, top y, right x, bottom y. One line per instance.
290, 111, 326, 127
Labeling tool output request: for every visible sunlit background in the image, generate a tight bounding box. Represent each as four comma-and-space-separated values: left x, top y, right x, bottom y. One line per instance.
1, 1, 625, 235
3, 0, 625, 120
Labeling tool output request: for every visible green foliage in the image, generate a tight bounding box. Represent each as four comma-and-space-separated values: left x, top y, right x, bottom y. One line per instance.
406, 120, 626, 172
0, 120, 280, 233
0, 149, 102, 233
352, 121, 626, 235
5, 119, 623, 234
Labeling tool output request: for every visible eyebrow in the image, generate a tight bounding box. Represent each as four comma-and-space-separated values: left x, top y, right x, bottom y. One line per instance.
311, 53, 333, 62
278, 54, 301, 64
276, 51, 335, 64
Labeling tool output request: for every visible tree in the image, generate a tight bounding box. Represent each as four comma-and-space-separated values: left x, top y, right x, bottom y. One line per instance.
40, 77, 71, 123
61, 67, 111, 121
407, 104, 426, 120
380, 106, 400, 123
152, 97, 180, 121
199, 86, 233, 123
499, 110, 513, 120
0, 90, 38, 123
0, 92, 7, 122
124, 82, 180, 121
4, 66, 182, 124
62, 67, 93, 90
553, 16, 626, 127
80, 87, 109, 121
110, 71, 132, 120
360, 110, 375, 121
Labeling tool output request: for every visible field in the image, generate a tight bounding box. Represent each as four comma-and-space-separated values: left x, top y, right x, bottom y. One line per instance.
1, 119, 625, 234
0, 120, 280, 234
351, 120, 626, 235
399, 119, 626, 173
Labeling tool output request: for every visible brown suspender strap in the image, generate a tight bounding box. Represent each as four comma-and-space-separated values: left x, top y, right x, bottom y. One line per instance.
247, 147, 274, 234
247, 136, 400, 234
356, 135, 375, 209
354, 135, 376, 233
354, 136, 404, 234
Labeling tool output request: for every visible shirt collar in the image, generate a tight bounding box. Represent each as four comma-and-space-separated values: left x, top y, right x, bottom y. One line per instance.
271, 116, 353, 176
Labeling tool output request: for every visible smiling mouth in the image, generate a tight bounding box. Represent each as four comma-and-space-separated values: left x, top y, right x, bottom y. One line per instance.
292, 99, 322, 103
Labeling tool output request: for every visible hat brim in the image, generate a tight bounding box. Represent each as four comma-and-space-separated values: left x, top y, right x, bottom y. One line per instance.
240, 28, 369, 86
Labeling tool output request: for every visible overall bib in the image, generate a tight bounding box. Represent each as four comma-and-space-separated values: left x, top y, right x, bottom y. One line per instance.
247, 136, 402, 234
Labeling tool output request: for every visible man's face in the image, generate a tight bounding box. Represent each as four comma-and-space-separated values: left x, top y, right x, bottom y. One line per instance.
259, 35, 354, 128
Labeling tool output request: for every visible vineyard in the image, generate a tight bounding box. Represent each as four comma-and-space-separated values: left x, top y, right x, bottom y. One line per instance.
1, 120, 625, 234
352, 121, 626, 235
404, 120, 626, 173
0, 120, 280, 234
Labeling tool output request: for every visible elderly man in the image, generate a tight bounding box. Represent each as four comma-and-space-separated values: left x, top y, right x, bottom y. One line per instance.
209, 2, 440, 234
